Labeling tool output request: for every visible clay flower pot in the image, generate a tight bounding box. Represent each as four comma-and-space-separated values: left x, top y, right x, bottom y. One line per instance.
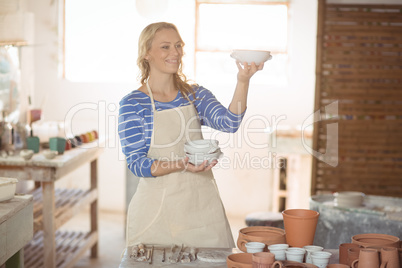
227, 253, 253, 268
351, 233, 400, 248
380, 247, 399, 268
237, 226, 286, 253
282, 209, 319, 247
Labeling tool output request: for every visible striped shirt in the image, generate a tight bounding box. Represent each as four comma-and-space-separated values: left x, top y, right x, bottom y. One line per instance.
118, 85, 245, 177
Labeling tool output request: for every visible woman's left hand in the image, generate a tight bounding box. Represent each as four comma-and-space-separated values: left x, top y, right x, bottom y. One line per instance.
236, 61, 264, 83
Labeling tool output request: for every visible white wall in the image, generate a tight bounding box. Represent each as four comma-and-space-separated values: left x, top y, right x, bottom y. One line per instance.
26, 0, 318, 216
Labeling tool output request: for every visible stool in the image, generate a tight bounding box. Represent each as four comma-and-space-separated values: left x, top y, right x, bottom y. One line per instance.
245, 211, 284, 228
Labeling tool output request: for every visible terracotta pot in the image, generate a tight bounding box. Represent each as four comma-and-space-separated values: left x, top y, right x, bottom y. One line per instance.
326, 265, 350, 268
339, 243, 360, 265
351, 233, 400, 248
252, 252, 282, 268
227, 253, 253, 268
237, 227, 286, 253
282, 209, 319, 247
380, 247, 399, 268
398, 248, 402, 268
351, 248, 379, 268
347, 247, 361, 266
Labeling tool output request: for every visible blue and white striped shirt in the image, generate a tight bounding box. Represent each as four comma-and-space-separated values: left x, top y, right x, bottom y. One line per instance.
118, 85, 245, 177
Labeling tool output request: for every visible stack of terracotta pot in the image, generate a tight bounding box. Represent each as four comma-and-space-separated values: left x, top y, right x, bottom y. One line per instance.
339, 233, 401, 268
226, 208, 402, 268
227, 209, 323, 268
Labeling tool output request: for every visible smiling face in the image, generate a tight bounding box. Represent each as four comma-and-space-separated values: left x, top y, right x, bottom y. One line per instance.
145, 28, 184, 76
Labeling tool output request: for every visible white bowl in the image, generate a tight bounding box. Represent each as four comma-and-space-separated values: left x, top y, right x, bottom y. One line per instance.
43, 149, 58, 159
185, 150, 223, 166
333, 191, 365, 208
184, 139, 219, 154
0, 177, 18, 202
230, 49, 272, 65
20, 149, 34, 160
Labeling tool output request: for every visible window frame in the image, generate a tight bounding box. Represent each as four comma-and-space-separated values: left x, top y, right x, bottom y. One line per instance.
194, 0, 290, 76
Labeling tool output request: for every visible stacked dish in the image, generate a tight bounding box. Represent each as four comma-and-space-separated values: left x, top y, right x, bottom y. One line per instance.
333, 191, 365, 208
184, 139, 223, 165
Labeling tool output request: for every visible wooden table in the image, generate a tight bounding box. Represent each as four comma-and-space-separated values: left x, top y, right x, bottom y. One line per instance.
0, 142, 104, 268
0, 195, 34, 268
119, 246, 339, 267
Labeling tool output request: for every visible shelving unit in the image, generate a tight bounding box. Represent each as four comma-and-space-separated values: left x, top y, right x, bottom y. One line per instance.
0, 142, 104, 268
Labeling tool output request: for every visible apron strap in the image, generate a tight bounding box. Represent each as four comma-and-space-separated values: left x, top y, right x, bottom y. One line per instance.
146, 80, 193, 111
145, 81, 157, 112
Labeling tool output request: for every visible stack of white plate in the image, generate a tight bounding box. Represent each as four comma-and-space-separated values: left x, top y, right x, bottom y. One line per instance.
333, 191, 365, 208
184, 139, 223, 165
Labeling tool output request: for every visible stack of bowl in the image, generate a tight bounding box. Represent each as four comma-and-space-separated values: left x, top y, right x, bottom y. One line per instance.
184, 139, 222, 165
333, 191, 365, 208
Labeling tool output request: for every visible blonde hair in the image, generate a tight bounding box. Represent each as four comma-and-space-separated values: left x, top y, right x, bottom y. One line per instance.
137, 22, 195, 99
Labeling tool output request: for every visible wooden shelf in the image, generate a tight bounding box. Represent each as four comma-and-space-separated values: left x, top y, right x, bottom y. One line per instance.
0, 41, 28, 46
30, 187, 98, 233
24, 230, 98, 268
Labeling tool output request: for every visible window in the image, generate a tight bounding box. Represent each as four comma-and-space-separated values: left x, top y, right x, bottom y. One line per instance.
195, 1, 289, 87
62, 0, 288, 85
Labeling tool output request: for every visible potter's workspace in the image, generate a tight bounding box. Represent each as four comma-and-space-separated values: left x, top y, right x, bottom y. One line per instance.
1, 0, 402, 267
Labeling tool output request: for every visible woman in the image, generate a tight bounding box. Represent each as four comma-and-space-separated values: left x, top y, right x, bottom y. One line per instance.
119, 22, 263, 248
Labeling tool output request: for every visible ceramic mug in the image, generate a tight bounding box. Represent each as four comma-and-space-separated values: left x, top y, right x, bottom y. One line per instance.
351, 248, 379, 268
285, 248, 306, 263
339, 243, 360, 265
398, 248, 402, 268
26, 136, 40, 153
252, 252, 283, 268
268, 244, 289, 261
380, 247, 399, 268
49, 137, 66, 154
311, 251, 332, 268
303, 245, 323, 264
246, 242, 266, 253
347, 247, 361, 266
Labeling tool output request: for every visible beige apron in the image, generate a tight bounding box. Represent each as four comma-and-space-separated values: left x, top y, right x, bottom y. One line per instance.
126, 82, 235, 248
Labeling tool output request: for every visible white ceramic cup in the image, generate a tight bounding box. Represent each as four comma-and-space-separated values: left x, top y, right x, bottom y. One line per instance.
311, 251, 332, 268
245, 242, 266, 253
285, 247, 306, 262
303, 245, 324, 264
268, 244, 289, 261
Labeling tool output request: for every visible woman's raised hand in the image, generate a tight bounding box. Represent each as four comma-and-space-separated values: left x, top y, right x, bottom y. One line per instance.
236, 61, 264, 83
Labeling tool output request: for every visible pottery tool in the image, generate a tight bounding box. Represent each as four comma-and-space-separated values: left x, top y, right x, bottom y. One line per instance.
175, 244, 184, 263
162, 248, 165, 262
146, 248, 151, 260
181, 252, 191, 263
138, 243, 145, 256
130, 245, 139, 258
148, 246, 154, 264
168, 244, 175, 262
190, 247, 196, 261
